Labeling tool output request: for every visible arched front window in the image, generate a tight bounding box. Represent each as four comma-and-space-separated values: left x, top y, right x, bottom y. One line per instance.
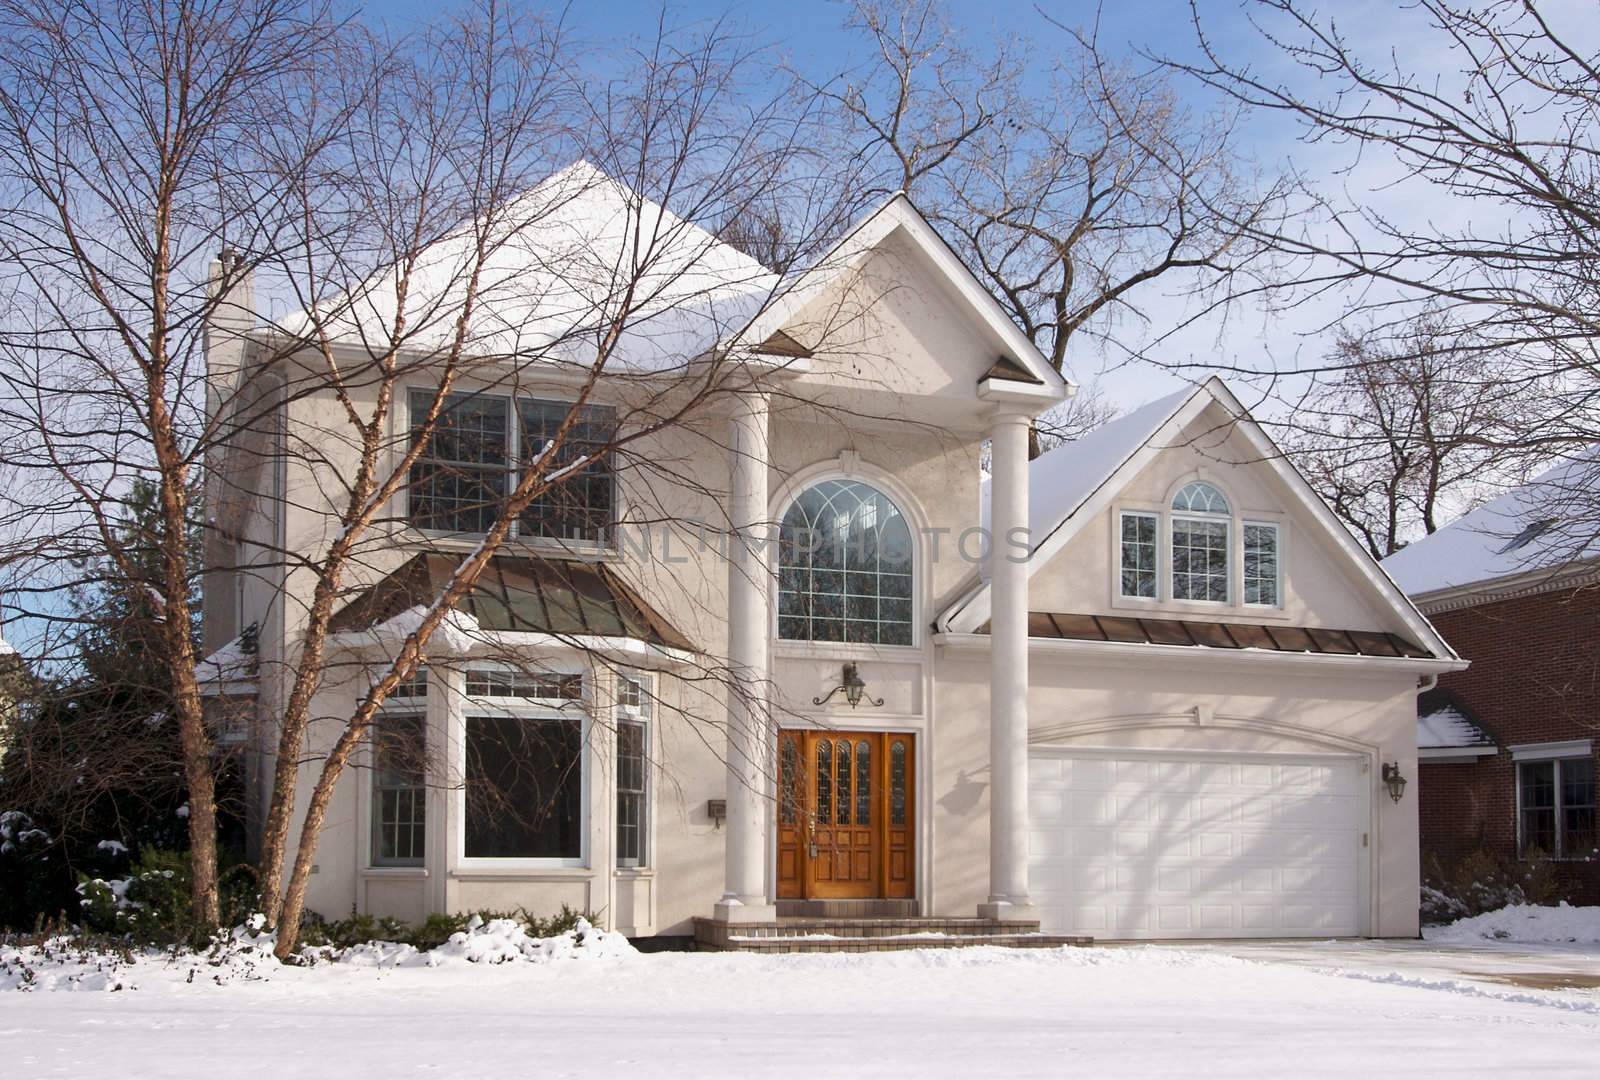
1171, 481, 1230, 515
1170, 482, 1230, 602
778, 479, 914, 645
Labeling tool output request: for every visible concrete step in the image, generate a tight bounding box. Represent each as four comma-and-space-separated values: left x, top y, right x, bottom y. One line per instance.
693, 915, 1093, 952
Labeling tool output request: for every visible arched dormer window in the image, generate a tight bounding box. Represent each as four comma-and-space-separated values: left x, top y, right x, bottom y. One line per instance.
1170, 481, 1230, 602
778, 479, 914, 646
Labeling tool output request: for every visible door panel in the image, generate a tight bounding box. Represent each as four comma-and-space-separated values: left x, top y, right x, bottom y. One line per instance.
1028, 750, 1367, 939
775, 731, 914, 901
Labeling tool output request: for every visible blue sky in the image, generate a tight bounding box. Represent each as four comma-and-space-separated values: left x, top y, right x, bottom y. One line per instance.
361, 0, 1303, 407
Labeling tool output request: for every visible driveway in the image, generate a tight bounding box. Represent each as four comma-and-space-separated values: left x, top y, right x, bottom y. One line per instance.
1142, 936, 1600, 994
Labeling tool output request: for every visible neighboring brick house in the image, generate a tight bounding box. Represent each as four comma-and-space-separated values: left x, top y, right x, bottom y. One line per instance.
1383, 462, 1600, 904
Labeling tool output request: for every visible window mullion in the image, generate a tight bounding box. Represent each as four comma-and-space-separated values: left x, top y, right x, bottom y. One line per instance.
1555, 760, 1565, 859
507, 394, 520, 540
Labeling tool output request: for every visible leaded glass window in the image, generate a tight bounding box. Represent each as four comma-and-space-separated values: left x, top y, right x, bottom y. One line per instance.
778, 480, 914, 645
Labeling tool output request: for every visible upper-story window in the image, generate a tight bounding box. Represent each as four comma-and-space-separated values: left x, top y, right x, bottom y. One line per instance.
1170, 482, 1230, 603
407, 389, 615, 542
1117, 481, 1283, 609
778, 479, 914, 646
1243, 523, 1281, 606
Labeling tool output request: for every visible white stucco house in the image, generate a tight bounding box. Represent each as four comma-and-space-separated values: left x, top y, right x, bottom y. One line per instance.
201, 163, 1461, 944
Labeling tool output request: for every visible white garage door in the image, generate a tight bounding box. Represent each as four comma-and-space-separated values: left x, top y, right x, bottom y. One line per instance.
1029, 750, 1368, 939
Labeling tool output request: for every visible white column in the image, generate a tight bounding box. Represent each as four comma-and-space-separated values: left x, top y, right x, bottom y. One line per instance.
715, 390, 777, 923
980, 410, 1035, 921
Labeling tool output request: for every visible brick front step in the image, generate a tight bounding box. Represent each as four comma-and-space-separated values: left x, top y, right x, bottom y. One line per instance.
693, 916, 1093, 952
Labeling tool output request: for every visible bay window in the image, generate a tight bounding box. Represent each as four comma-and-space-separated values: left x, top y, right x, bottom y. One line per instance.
462, 667, 586, 863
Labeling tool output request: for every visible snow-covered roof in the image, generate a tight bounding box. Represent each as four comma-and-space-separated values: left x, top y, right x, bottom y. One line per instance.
278, 161, 780, 371
1381, 452, 1600, 598
196, 636, 258, 693
979, 388, 1191, 540
0, 628, 14, 657
1418, 700, 1495, 750
944, 378, 1459, 664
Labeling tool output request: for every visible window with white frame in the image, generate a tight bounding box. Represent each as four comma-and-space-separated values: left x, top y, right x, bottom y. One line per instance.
371, 710, 427, 867
778, 479, 914, 645
1518, 756, 1596, 860
1170, 482, 1231, 603
615, 674, 650, 868
1118, 512, 1158, 599
1243, 522, 1281, 607
407, 389, 615, 541
462, 668, 585, 861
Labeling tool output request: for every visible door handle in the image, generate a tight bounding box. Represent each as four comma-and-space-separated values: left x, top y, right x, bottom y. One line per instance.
807, 815, 818, 860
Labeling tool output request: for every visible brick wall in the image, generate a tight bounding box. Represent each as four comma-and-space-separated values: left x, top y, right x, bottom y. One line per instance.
1421, 583, 1600, 904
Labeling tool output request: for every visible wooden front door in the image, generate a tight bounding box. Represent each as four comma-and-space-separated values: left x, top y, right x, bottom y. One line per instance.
776, 731, 914, 900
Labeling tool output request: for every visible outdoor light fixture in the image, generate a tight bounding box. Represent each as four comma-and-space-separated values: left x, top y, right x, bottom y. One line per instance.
812, 662, 884, 709
1381, 762, 1408, 803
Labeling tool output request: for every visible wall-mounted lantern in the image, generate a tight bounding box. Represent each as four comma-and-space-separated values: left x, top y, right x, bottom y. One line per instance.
706, 799, 727, 828
812, 662, 883, 709
1381, 762, 1408, 804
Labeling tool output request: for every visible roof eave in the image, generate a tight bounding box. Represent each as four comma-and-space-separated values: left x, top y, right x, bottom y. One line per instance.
932, 631, 1466, 675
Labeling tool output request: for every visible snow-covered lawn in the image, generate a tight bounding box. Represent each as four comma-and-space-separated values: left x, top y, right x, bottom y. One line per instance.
4, 939, 1599, 1078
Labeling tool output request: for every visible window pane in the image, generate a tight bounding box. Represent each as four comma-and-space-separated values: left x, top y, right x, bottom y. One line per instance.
778, 480, 914, 645
1172, 482, 1229, 515
1561, 758, 1596, 859
518, 399, 616, 542
815, 739, 832, 824
1519, 760, 1557, 855
890, 741, 908, 826
465, 668, 582, 701
616, 720, 647, 867
779, 735, 801, 826
836, 740, 852, 825
1119, 513, 1157, 598
855, 740, 871, 826
1172, 518, 1228, 602
1244, 523, 1279, 606
408, 391, 510, 533
372, 713, 426, 867
464, 715, 582, 859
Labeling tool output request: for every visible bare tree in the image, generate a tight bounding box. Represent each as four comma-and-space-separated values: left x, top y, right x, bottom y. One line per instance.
202, 5, 873, 957
1172, 0, 1600, 488
808, 0, 1287, 454
1282, 314, 1544, 558
0, 0, 348, 929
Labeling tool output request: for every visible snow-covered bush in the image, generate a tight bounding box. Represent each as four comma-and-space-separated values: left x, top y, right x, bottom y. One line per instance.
76, 849, 258, 946
1421, 849, 1560, 925
298, 903, 591, 952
